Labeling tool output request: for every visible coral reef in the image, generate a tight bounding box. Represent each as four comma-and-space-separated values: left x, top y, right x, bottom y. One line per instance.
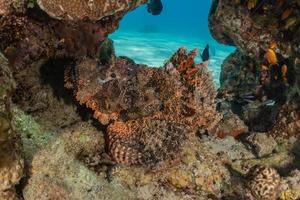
210, 0, 300, 135
268, 99, 300, 138
246, 132, 278, 157
0, 0, 26, 16
22, 123, 137, 200
0, 53, 24, 199
246, 165, 282, 200
0, 0, 299, 199
37, 0, 147, 21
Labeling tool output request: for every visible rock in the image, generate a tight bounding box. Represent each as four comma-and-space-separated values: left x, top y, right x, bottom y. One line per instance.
211, 0, 300, 135
113, 136, 231, 198
246, 132, 278, 157
215, 110, 248, 138
0, 189, 20, 200
37, 0, 147, 21
281, 170, 300, 200
0, 53, 24, 193
0, 149, 24, 191
0, 0, 26, 16
269, 99, 300, 138
202, 135, 255, 161
23, 125, 136, 200
167, 169, 193, 189
246, 165, 282, 200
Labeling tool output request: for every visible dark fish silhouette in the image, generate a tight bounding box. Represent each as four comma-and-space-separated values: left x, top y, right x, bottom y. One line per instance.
147, 0, 163, 16
201, 44, 210, 62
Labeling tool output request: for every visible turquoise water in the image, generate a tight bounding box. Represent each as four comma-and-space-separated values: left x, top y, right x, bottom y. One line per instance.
110, 0, 235, 86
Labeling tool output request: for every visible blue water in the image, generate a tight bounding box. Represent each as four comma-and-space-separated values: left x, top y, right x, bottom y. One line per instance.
110, 0, 235, 86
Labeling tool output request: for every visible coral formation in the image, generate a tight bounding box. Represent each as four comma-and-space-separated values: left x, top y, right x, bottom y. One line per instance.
0, 53, 23, 198
0, 189, 20, 200
268, 99, 300, 138
0, 0, 26, 16
246, 165, 281, 200
211, 0, 300, 134
0, 0, 299, 199
37, 0, 147, 21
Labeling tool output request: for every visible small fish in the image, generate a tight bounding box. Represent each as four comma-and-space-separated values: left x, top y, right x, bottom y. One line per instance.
281, 64, 288, 75
263, 100, 275, 106
265, 49, 278, 65
147, 0, 163, 16
201, 44, 210, 62
281, 64, 288, 83
247, 0, 257, 10
284, 17, 297, 30
281, 8, 292, 20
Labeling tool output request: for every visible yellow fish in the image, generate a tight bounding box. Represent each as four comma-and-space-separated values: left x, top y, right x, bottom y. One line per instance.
247, 0, 257, 10
265, 49, 278, 65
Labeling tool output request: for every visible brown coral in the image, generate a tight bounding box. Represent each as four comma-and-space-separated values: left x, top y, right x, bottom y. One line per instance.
0, 0, 26, 16
246, 165, 281, 200
0, 53, 24, 193
269, 99, 300, 138
37, 0, 147, 21
65, 48, 223, 169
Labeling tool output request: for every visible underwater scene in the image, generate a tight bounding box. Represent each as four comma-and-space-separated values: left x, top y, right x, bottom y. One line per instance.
0, 0, 300, 200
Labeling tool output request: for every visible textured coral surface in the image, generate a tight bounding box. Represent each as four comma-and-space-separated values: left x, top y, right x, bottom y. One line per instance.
37, 0, 147, 21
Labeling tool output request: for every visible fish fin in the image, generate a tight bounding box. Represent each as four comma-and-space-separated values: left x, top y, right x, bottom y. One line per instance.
201, 44, 210, 62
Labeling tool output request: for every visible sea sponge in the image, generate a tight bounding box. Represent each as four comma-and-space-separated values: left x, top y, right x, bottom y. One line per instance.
37, 0, 147, 21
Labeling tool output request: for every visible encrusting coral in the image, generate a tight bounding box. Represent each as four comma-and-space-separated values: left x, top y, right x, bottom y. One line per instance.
0, 53, 24, 198
37, 0, 147, 21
